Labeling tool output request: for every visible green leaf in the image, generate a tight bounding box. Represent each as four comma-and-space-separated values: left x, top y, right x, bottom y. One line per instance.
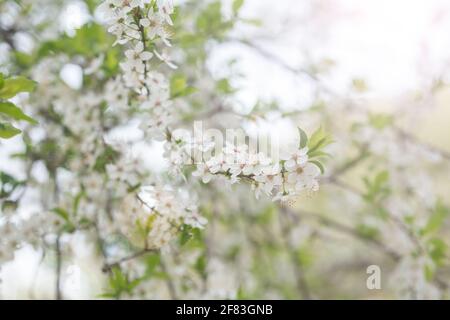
109, 267, 128, 294
307, 126, 333, 154
0, 101, 38, 124
374, 170, 389, 188
13, 51, 34, 68
216, 78, 235, 94
424, 263, 434, 281
0, 171, 23, 198
195, 253, 207, 277
170, 74, 196, 98
307, 150, 331, 159
0, 122, 21, 139
170, 74, 187, 97
297, 127, 308, 149
52, 208, 70, 222
356, 224, 379, 239
428, 238, 447, 266
362, 170, 390, 203
84, 0, 99, 13
145, 253, 161, 275
179, 224, 194, 245
0, 73, 4, 89
196, 2, 231, 37
232, 0, 244, 15
422, 201, 449, 236
0, 77, 37, 99
309, 160, 325, 174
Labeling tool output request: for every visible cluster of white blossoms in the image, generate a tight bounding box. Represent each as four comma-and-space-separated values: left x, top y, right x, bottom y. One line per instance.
164, 130, 322, 202
96, 0, 205, 250
100, 0, 176, 139
104, 77, 129, 113
0, 212, 66, 264
0, 223, 19, 264
138, 71, 174, 140
116, 185, 206, 249
29, 56, 110, 170
192, 146, 321, 202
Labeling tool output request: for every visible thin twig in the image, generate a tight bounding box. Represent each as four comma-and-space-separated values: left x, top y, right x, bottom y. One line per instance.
102, 248, 157, 273
55, 234, 62, 300
283, 207, 401, 261
394, 126, 450, 161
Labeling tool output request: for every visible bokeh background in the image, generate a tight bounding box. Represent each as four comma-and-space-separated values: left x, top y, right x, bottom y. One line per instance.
1, 0, 450, 299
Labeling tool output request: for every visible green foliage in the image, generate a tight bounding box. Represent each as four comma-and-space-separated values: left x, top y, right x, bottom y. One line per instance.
102, 267, 142, 299
0, 76, 36, 99
12, 51, 34, 68
32, 22, 120, 78
0, 73, 37, 139
232, 0, 245, 16
0, 171, 24, 199
38, 23, 112, 59
102, 253, 165, 298
309, 160, 325, 174
0, 122, 22, 139
296, 126, 332, 173
170, 74, 196, 98
195, 253, 207, 278
196, 2, 234, 39
0, 102, 37, 124
368, 112, 393, 130
421, 201, 449, 236
0, 170, 23, 212
135, 214, 157, 244
179, 224, 194, 246
84, 0, 101, 13
216, 78, 235, 95
307, 126, 333, 155
94, 145, 120, 173
298, 127, 308, 149
145, 253, 161, 275
356, 223, 379, 240
363, 170, 390, 204
51, 207, 76, 232
256, 205, 274, 224
178, 223, 203, 248
428, 238, 447, 265
296, 246, 314, 267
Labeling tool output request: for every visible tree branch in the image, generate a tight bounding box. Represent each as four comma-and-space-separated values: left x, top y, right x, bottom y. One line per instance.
55, 234, 62, 300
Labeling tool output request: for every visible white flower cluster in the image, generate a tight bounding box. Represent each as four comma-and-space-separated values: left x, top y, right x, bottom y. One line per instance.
116, 185, 206, 249
165, 132, 322, 202
138, 71, 174, 140
192, 146, 321, 202
0, 223, 19, 264
100, 0, 176, 138
0, 213, 65, 264
106, 155, 148, 190
104, 77, 129, 112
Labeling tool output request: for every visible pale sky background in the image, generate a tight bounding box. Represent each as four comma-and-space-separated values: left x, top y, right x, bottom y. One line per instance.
2, 0, 450, 298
